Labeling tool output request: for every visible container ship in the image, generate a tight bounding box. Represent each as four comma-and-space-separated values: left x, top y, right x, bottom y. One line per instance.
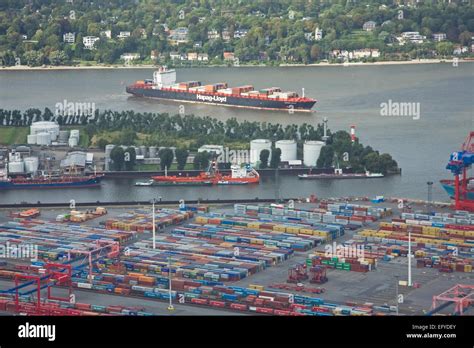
0, 174, 103, 189
440, 178, 474, 200
126, 66, 316, 112
152, 163, 259, 186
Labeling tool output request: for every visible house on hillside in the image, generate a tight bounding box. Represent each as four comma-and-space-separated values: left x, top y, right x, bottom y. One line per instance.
363, 21, 376, 31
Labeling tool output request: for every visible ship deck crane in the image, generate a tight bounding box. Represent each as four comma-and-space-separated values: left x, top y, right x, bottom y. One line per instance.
446, 131, 474, 212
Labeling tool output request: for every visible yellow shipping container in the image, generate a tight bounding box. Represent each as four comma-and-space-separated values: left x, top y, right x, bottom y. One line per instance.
299, 228, 314, 236
273, 225, 287, 232
285, 228, 299, 234
195, 216, 208, 224
248, 222, 260, 229
286, 226, 300, 234
250, 238, 263, 245
464, 231, 474, 237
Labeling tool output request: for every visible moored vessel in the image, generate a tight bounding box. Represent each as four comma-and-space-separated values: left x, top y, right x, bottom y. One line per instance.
298, 169, 384, 180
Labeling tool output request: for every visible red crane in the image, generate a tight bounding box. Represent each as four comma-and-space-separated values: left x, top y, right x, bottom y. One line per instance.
444, 132, 474, 212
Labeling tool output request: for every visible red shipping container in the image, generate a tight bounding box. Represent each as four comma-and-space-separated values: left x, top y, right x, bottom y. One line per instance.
256, 307, 274, 314
191, 298, 208, 305
274, 309, 291, 316
230, 303, 247, 311
75, 303, 91, 310
0, 300, 7, 311
209, 300, 226, 308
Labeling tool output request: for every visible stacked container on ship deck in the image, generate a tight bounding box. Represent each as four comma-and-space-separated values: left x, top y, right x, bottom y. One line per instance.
231, 85, 254, 95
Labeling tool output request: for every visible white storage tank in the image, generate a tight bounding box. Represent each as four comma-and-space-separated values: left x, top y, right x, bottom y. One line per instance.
250, 139, 272, 165
68, 137, 78, 147
275, 139, 297, 162
140, 146, 147, 158
27, 134, 37, 145
58, 130, 70, 142
70, 130, 80, 138
303, 141, 325, 167
30, 121, 59, 139
149, 146, 158, 158
36, 132, 52, 146
105, 144, 115, 158
8, 161, 24, 173
24, 157, 39, 173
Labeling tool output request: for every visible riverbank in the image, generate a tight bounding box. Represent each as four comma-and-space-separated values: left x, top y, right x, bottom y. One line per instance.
1, 58, 472, 71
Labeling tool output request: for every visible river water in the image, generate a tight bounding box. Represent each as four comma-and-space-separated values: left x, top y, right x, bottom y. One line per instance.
0, 64, 472, 204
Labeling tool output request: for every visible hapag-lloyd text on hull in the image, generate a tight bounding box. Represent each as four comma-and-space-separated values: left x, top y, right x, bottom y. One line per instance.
196, 94, 227, 103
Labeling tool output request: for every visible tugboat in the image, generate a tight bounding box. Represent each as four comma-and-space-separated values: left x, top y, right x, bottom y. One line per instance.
217, 164, 260, 185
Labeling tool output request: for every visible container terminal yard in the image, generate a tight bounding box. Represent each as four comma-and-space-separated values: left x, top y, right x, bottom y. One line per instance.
0, 197, 473, 317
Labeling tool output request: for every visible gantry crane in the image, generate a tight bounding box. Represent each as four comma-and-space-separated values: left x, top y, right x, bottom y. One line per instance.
445, 131, 474, 212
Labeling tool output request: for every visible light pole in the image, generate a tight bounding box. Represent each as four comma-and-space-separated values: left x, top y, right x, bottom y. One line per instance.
408, 228, 412, 287
395, 275, 400, 316
150, 198, 157, 249
427, 181, 433, 211
168, 257, 174, 311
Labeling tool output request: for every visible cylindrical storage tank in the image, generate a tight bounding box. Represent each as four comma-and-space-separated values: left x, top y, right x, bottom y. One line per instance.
48, 130, 57, 141
30, 121, 59, 138
8, 161, 24, 173
275, 140, 297, 162
68, 137, 78, 147
105, 145, 115, 158
27, 134, 37, 145
24, 157, 39, 173
303, 141, 325, 167
149, 146, 158, 158
133, 146, 141, 156
140, 146, 147, 158
250, 139, 272, 165
36, 132, 52, 146
58, 130, 70, 142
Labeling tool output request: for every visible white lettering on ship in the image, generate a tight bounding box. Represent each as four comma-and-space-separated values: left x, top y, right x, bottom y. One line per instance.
196, 94, 227, 103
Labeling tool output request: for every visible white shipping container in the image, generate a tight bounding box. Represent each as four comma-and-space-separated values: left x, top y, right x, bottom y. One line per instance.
77, 282, 93, 289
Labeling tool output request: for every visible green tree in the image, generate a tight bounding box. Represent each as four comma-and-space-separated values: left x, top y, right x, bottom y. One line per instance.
436, 42, 454, 57
1, 50, 16, 66
193, 151, 210, 170
118, 129, 137, 146
259, 149, 270, 169
270, 148, 281, 168
97, 138, 108, 150
317, 146, 335, 168
175, 148, 189, 170
110, 146, 125, 171
158, 148, 174, 170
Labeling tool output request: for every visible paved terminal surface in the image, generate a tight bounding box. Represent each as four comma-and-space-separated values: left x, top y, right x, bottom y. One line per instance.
1, 200, 473, 316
